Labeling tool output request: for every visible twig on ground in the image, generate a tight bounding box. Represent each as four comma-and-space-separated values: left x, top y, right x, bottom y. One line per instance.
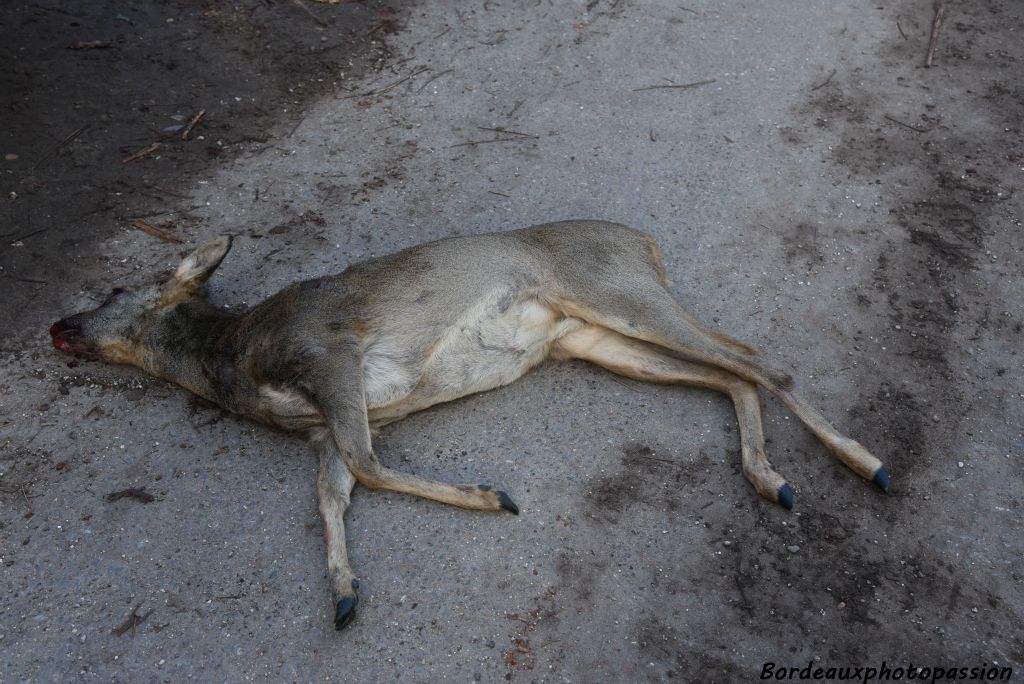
105, 487, 156, 504
372, 66, 430, 95
131, 219, 181, 243
121, 142, 160, 164
287, 116, 305, 138
883, 114, 930, 133
69, 41, 111, 50
180, 109, 206, 140
13, 226, 50, 242
476, 126, 539, 139
632, 78, 715, 92
925, 1, 946, 67
292, 0, 327, 26
417, 68, 453, 92
111, 602, 154, 637
151, 185, 192, 199
30, 125, 89, 171
811, 68, 837, 91
449, 137, 533, 148
4, 274, 49, 285
487, 190, 510, 198
505, 99, 526, 118
896, 17, 908, 40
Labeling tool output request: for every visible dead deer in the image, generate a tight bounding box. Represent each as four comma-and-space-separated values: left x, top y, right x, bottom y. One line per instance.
49, 220, 888, 630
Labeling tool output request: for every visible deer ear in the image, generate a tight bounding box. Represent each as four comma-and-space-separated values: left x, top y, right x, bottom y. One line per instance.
161, 235, 232, 304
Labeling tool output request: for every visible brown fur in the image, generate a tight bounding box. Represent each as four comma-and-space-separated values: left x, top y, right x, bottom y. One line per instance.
49, 220, 886, 630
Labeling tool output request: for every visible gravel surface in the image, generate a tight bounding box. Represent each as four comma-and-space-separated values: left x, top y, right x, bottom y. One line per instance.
2, 0, 1022, 681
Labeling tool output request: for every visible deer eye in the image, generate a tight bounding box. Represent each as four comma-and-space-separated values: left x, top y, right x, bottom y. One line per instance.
102, 287, 127, 305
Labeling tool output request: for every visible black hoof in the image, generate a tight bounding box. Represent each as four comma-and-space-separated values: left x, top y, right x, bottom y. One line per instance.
335, 593, 358, 631
497, 490, 519, 515
872, 466, 891, 494
777, 484, 795, 510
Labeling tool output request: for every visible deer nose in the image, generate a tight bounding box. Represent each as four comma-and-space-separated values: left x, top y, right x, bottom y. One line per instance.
49, 319, 79, 338
49, 318, 83, 352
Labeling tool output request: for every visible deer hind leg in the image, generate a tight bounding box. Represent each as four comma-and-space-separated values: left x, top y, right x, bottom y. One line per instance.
553, 325, 793, 508
554, 282, 888, 492
311, 429, 361, 630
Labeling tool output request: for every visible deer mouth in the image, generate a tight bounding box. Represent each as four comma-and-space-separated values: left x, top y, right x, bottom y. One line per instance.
49, 319, 96, 358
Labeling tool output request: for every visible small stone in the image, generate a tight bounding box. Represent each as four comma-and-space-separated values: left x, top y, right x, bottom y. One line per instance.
838, 602, 846, 609
786, 545, 800, 554
958, 461, 964, 468
932, 415, 940, 422
4, 153, 17, 161
485, 640, 495, 649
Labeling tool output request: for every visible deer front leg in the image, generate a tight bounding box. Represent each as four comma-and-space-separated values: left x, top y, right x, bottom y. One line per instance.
302, 345, 519, 514
310, 428, 360, 630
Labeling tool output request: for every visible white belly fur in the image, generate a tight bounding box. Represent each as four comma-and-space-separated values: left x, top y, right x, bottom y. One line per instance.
364, 296, 583, 424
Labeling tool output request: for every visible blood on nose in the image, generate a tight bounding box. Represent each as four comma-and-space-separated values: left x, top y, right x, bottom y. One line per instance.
49, 319, 72, 337
49, 318, 82, 352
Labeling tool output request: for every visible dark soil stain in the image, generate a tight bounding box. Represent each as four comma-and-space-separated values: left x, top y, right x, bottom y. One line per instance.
848, 382, 926, 480
722, 508, 1024, 663
781, 221, 824, 271
543, 2, 1024, 677
786, 0, 1021, 484
636, 615, 744, 682
0, 0, 403, 338
583, 443, 715, 523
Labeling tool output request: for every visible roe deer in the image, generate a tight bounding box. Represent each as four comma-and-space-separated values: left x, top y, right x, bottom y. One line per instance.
49, 220, 888, 630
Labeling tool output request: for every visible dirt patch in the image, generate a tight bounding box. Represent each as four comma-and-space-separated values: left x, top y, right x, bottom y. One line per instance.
583, 443, 716, 523
635, 615, 745, 681
783, 0, 1022, 487
0, 0, 403, 339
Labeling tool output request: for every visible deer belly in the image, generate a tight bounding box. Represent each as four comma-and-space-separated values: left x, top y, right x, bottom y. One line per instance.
366, 298, 583, 425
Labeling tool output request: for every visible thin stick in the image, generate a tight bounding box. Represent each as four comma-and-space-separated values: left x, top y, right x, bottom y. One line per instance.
4, 274, 49, 285
152, 185, 192, 199
69, 40, 111, 50
13, 226, 49, 242
487, 190, 510, 198
180, 109, 206, 140
368, 66, 430, 96
883, 114, 930, 133
896, 17, 908, 40
417, 68, 453, 92
121, 142, 160, 164
475, 126, 539, 139
30, 125, 89, 171
131, 219, 182, 243
632, 78, 715, 93
811, 68, 837, 91
291, 0, 327, 27
925, 1, 945, 67
449, 137, 532, 148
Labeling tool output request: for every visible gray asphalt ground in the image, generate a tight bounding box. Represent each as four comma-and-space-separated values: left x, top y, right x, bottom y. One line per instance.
2, 0, 1022, 681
